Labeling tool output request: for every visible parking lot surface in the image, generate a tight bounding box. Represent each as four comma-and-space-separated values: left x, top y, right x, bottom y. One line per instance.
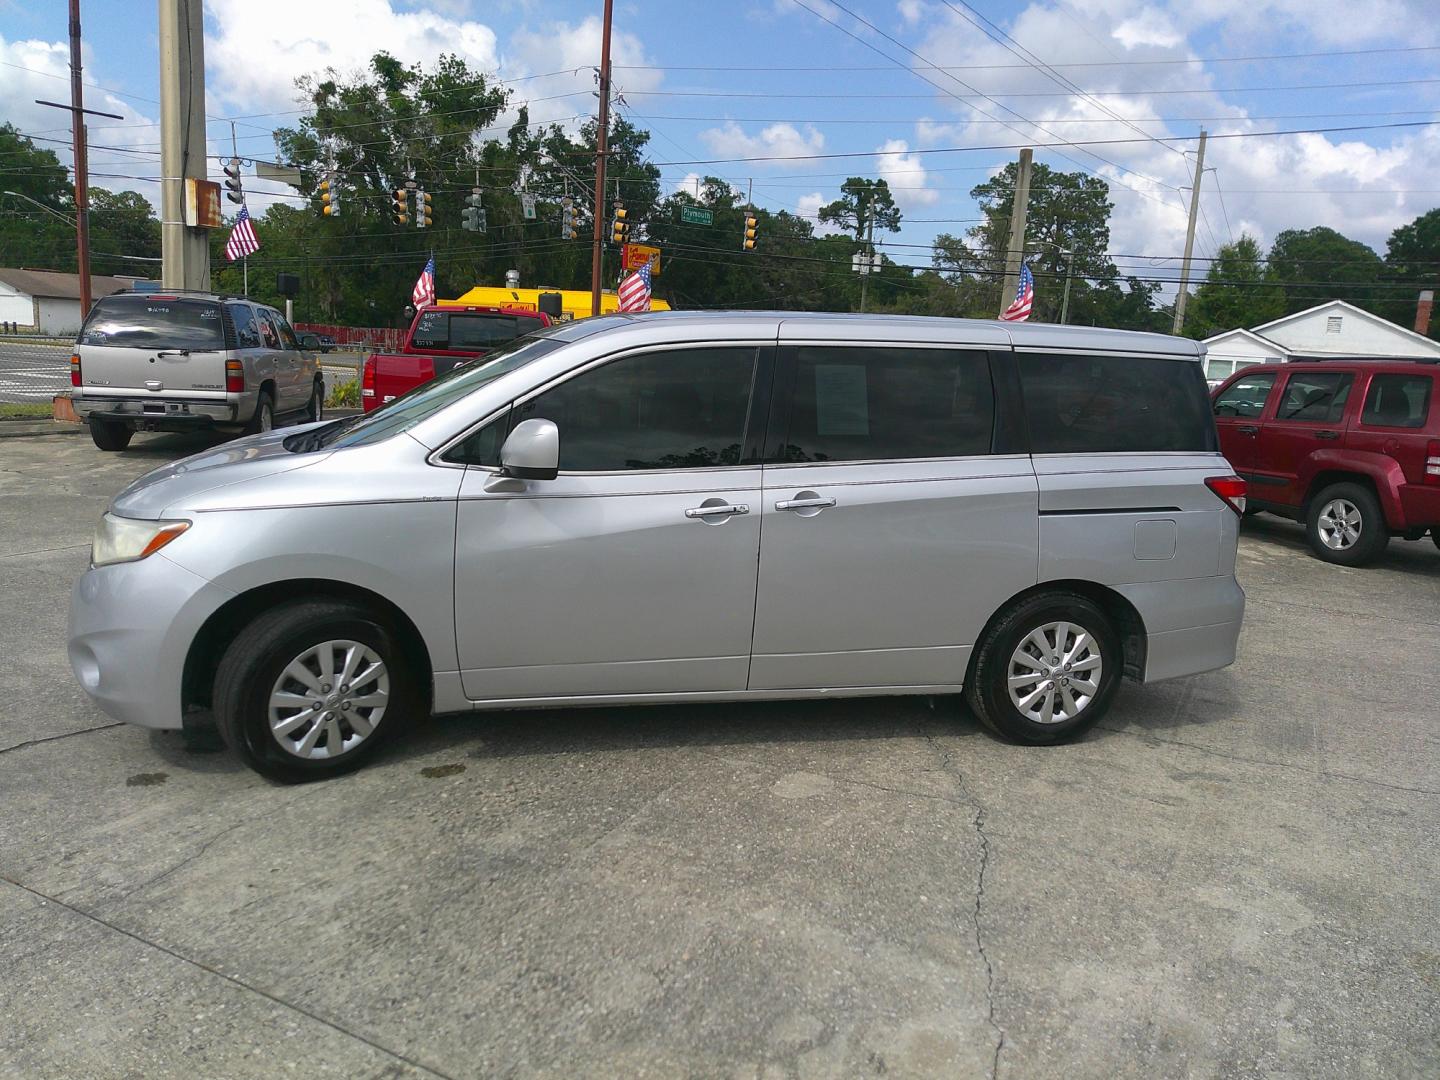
1, 431, 1436, 1078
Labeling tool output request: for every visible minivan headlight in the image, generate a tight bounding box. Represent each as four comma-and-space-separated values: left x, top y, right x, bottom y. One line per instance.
91, 513, 191, 568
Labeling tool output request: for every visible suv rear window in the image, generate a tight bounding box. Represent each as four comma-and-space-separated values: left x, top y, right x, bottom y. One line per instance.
80, 295, 227, 351
1017, 353, 1216, 454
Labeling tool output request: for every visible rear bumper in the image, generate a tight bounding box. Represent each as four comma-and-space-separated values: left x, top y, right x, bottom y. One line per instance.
1114, 575, 1246, 683
1397, 484, 1440, 531
73, 393, 246, 428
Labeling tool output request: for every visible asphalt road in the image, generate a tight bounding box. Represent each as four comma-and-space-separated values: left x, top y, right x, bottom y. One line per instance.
1, 430, 1437, 1078
0, 341, 362, 405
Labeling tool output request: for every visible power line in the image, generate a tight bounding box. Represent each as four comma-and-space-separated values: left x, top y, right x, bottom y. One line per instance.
618, 78, 1440, 100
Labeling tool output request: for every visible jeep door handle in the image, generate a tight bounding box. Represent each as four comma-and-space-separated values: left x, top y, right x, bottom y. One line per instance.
1236, 425, 1259, 435
776, 496, 837, 511
685, 503, 748, 519
1315, 430, 1341, 440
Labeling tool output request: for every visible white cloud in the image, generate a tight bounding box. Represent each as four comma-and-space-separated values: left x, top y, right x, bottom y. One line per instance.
507, 16, 663, 129
698, 122, 825, 163
876, 139, 940, 207
897, 0, 926, 25
795, 192, 827, 220
1112, 9, 1182, 49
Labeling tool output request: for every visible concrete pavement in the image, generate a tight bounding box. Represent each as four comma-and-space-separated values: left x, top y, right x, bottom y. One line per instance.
1, 432, 1436, 1078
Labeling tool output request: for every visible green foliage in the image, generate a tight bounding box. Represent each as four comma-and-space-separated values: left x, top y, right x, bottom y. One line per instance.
1266, 226, 1386, 315
818, 178, 902, 243
1383, 208, 1440, 340
325, 379, 361, 408
0, 124, 76, 270
1182, 234, 1284, 339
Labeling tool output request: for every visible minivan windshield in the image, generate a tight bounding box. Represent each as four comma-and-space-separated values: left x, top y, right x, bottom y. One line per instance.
79, 295, 225, 351
303, 329, 568, 451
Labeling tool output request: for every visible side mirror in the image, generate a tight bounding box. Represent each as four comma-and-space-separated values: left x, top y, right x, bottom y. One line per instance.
498, 418, 559, 481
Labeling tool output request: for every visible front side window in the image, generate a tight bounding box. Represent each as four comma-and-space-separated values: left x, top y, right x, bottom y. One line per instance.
228, 304, 262, 349
1276, 372, 1354, 423
1214, 371, 1277, 418
1018, 353, 1216, 454
513, 347, 757, 471
79, 295, 225, 351
783, 346, 994, 463
1360, 373, 1432, 429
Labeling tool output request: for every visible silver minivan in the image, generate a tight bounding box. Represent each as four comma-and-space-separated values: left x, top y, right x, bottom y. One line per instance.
68, 313, 1246, 781
71, 290, 323, 450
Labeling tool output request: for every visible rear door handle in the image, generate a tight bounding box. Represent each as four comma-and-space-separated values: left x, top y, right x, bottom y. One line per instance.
685, 503, 748, 519
1236, 425, 1259, 435
1316, 430, 1341, 440
776, 496, 837, 511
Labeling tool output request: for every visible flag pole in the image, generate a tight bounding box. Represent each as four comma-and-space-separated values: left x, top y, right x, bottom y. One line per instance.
242, 254, 247, 296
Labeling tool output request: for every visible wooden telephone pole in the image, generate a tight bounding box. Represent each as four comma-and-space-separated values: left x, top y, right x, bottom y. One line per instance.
589, 0, 615, 317
998, 148, 1034, 317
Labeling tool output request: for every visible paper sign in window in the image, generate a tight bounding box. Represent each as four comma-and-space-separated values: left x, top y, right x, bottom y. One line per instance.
814, 364, 869, 436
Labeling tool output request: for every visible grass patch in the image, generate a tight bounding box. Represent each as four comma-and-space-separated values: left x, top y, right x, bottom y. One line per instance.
0, 403, 54, 419
325, 380, 361, 409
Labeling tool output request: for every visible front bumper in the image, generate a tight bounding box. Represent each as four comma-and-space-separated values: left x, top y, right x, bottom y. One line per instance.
68, 551, 234, 730
73, 394, 246, 428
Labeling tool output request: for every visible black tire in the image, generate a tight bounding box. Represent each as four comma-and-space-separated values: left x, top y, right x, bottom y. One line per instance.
304, 379, 323, 424
89, 417, 133, 451
213, 600, 420, 782
1305, 482, 1389, 566
243, 389, 275, 436
964, 592, 1121, 745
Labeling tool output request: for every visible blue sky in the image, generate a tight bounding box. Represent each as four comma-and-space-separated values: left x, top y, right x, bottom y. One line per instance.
2, 0, 1438, 290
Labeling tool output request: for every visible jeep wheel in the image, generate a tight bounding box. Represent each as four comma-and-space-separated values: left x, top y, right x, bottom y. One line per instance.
1306, 482, 1388, 566
89, 418, 132, 451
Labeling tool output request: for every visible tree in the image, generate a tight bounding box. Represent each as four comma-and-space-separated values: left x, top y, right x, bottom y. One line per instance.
0, 124, 75, 271
818, 178, 901, 244
88, 189, 160, 277
1182, 234, 1284, 339
1265, 226, 1385, 316
1383, 209, 1440, 339
967, 162, 1117, 323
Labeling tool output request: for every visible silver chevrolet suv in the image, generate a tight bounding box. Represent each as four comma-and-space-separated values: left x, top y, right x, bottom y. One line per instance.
71, 290, 323, 450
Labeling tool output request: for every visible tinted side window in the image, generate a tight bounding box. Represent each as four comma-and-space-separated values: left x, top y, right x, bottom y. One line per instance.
451, 315, 524, 349
1214, 371, 1276, 418
514, 347, 756, 471
266, 312, 300, 350
228, 304, 263, 349
783, 346, 994, 462
444, 409, 511, 466
1360, 373, 1432, 429
1276, 372, 1353, 423
1018, 353, 1216, 454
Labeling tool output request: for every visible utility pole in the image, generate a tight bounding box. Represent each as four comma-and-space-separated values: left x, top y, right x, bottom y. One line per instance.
998, 148, 1033, 318
159, 0, 210, 290
1172, 128, 1207, 335
859, 194, 875, 313
1060, 248, 1075, 325
589, 0, 615, 317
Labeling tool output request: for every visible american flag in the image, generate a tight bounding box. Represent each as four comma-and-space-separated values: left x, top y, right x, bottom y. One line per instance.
617, 264, 652, 313
412, 254, 436, 307
223, 206, 259, 262
1000, 263, 1034, 322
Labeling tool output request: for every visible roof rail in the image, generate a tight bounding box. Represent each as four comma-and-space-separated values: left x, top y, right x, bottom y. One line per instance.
1299, 355, 1439, 365
121, 285, 246, 302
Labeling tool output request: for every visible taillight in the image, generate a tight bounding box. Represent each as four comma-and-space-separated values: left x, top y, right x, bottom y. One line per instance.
361, 358, 376, 398
70, 353, 81, 388
1426, 440, 1440, 486
1206, 475, 1248, 516
224, 359, 244, 392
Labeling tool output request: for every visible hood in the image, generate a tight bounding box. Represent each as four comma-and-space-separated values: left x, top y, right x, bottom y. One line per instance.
110, 428, 329, 519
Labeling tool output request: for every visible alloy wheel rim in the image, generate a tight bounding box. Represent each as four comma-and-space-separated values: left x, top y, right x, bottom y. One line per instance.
1317, 498, 1362, 550
1006, 621, 1103, 725
267, 639, 389, 760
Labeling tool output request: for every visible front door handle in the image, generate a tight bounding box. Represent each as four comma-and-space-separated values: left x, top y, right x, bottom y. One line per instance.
685, 503, 748, 519
1315, 430, 1341, 440
1236, 425, 1259, 435
776, 495, 837, 512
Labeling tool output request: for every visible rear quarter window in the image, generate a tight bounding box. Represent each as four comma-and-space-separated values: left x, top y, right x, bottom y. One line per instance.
1018, 352, 1217, 454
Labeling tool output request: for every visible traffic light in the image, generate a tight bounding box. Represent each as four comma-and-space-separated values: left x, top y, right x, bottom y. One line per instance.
390, 187, 410, 226
318, 173, 339, 217
743, 212, 758, 251
560, 196, 576, 240
461, 189, 486, 232
416, 189, 434, 229
611, 204, 628, 246
222, 158, 243, 205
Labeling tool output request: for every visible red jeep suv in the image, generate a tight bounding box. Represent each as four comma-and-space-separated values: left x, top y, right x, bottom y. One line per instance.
1212, 360, 1440, 565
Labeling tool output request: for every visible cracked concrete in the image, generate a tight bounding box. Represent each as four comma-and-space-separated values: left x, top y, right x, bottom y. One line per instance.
2, 433, 1438, 1078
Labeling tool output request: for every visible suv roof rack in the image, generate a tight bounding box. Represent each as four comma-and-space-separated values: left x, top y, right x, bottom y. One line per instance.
120, 286, 248, 302
1298, 355, 1440, 365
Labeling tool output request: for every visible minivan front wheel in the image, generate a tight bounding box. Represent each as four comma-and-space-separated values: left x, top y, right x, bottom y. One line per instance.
213, 600, 419, 782
1306, 482, 1388, 566
965, 593, 1120, 745
89, 417, 132, 451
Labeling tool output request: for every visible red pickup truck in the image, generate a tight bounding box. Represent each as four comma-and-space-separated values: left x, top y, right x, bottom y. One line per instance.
361, 305, 552, 412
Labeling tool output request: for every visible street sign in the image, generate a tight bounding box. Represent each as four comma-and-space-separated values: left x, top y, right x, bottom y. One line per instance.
680, 206, 713, 226
521, 193, 537, 220
622, 243, 661, 275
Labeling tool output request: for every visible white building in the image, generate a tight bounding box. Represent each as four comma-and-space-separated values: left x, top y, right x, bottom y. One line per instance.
0, 269, 134, 337
1203, 300, 1440, 382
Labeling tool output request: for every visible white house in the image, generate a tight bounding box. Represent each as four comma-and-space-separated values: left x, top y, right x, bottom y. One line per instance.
0, 269, 134, 337
1203, 300, 1440, 381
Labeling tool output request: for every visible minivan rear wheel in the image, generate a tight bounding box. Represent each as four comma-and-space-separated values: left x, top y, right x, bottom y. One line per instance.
1305, 482, 1388, 566
89, 418, 132, 451
213, 600, 419, 782
965, 593, 1120, 745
